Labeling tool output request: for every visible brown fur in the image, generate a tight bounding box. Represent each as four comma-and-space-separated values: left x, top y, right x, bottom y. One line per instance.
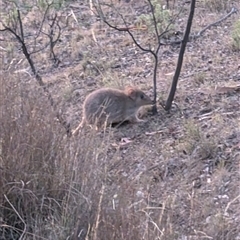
72, 86, 152, 135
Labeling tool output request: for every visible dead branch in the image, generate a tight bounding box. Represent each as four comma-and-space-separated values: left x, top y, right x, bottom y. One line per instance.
35, 2, 53, 39
96, 2, 154, 53
0, 7, 70, 136
41, 12, 61, 67
164, 0, 196, 110
147, 0, 160, 45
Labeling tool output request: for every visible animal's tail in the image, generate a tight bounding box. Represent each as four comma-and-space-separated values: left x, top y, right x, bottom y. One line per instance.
71, 119, 85, 136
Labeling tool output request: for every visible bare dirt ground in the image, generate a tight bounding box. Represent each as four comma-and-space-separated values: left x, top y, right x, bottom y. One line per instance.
1, 0, 240, 239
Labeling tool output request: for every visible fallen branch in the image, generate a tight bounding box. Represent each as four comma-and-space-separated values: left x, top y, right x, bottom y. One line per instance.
196, 6, 238, 37
161, 6, 238, 45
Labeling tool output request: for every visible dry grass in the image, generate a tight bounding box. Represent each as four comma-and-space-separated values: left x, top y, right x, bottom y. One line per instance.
1, 0, 240, 240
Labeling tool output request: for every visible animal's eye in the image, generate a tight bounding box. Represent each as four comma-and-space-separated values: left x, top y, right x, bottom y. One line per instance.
140, 94, 144, 99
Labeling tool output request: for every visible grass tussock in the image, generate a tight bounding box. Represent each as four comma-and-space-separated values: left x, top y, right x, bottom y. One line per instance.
0, 73, 113, 239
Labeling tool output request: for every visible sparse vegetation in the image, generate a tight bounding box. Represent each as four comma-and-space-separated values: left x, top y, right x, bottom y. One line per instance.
231, 19, 240, 51
193, 72, 206, 85
137, 0, 174, 34
183, 120, 217, 158
1, 0, 240, 240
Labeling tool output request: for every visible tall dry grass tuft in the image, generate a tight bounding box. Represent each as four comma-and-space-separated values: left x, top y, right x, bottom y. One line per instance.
0, 73, 155, 240
0, 73, 112, 239
1, 73, 61, 238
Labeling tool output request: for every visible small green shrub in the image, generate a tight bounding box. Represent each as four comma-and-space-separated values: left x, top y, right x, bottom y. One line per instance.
137, 0, 175, 35
193, 72, 206, 85
231, 19, 240, 51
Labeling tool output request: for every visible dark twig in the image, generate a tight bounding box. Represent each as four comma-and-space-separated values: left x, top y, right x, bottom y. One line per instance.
30, 42, 51, 55
98, 3, 154, 54
17, 9, 24, 42
35, 2, 53, 39
164, 0, 196, 110
147, 0, 160, 44
45, 12, 61, 66
110, 23, 154, 54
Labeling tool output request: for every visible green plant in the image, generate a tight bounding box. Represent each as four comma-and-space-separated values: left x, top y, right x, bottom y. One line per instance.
183, 120, 201, 154
137, 0, 174, 35
194, 72, 206, 85
37, 0, 65, 10
231, 19, 240, 51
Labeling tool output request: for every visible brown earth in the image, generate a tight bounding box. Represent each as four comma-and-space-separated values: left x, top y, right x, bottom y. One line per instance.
1, 0, 240, 239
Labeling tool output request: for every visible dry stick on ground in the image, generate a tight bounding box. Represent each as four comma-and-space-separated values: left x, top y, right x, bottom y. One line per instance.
162, 6, 238, 45
196, 6, 238, 37
164, 0, 196, 111
95, 0, 181, 114
0, 8, 70, 136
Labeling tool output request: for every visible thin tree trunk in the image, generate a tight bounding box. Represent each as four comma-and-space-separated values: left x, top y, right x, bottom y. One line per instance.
164, 0, 196, 111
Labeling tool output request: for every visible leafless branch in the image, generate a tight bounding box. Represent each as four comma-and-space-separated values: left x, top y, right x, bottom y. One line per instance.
29, 42, 51, 55
95, 2, 154, 54
35, 2, 53, 39
17, 9, 24, 42
0, 7, 70, 136
43, 12, 61, 66
94, 0, 168, 113
147, 0, 160, 44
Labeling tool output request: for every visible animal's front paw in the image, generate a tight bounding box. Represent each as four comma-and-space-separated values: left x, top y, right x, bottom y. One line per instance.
130, 117, 147, 123
137, 118, 147, 123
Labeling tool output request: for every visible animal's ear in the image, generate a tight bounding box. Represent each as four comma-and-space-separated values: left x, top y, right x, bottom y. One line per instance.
125, 87, 137, 100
